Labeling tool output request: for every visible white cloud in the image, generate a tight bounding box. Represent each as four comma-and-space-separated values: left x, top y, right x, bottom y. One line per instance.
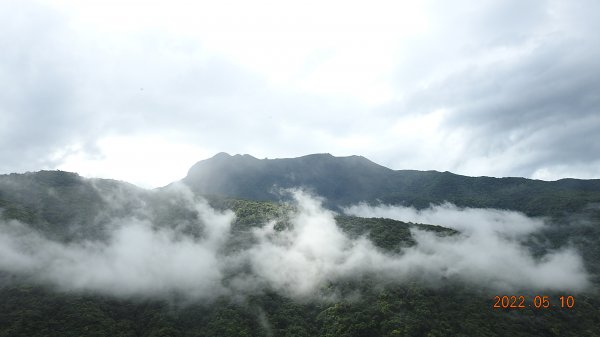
55, 134, 212, 188
345, 202, 590, 291
1, 189, 588, 300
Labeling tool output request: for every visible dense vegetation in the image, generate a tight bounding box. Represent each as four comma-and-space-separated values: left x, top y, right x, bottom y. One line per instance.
2, 282, 599, 337
1, 168, 600, 336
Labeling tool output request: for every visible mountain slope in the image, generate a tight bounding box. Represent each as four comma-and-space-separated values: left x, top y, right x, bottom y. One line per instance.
1, 167, 600, 336
182, 153, 600, 216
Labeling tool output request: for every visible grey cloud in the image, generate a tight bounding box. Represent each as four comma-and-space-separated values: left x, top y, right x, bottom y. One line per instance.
387, 0, 600, 178
0, 2, 87, 171
2, 0, 600, 181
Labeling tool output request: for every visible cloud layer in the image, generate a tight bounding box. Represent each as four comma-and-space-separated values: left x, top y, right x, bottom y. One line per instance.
0, 189, 590, 301
1, 0, 600, 186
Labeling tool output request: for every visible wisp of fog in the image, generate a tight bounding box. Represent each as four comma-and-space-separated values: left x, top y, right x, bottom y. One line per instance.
344, 202, 589, 292
0, 187, 590, 301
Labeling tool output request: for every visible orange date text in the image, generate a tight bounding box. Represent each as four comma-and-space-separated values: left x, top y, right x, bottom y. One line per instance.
492, 295, 575, 309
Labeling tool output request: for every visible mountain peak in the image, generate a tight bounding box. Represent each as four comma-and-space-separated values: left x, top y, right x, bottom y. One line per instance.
301, 153, 334, 158
212, 152, 231, 158
211, 152, 259, 160
182, 153, 395, 206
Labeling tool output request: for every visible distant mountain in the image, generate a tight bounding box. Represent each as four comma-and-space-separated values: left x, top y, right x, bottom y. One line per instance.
182, 153, 395, 207
182, 152, 600, 216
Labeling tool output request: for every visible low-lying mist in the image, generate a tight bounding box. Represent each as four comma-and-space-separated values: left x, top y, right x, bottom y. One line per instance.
0, 186, 590, 302
344, 203, 590, 292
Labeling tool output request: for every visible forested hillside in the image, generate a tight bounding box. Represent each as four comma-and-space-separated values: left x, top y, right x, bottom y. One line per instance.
183, 153, 600, 216
1, 167, 600, 336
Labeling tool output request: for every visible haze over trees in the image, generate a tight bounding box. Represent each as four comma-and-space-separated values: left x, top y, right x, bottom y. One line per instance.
1, 153, 600, 336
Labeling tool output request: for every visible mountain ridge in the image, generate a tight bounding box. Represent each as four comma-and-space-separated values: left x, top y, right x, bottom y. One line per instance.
181, 153, 600, 216
2, 155, 600, 336
3, 153, 600, 217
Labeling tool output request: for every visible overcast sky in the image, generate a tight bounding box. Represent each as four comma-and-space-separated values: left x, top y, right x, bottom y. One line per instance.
1, 0, 599, 187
